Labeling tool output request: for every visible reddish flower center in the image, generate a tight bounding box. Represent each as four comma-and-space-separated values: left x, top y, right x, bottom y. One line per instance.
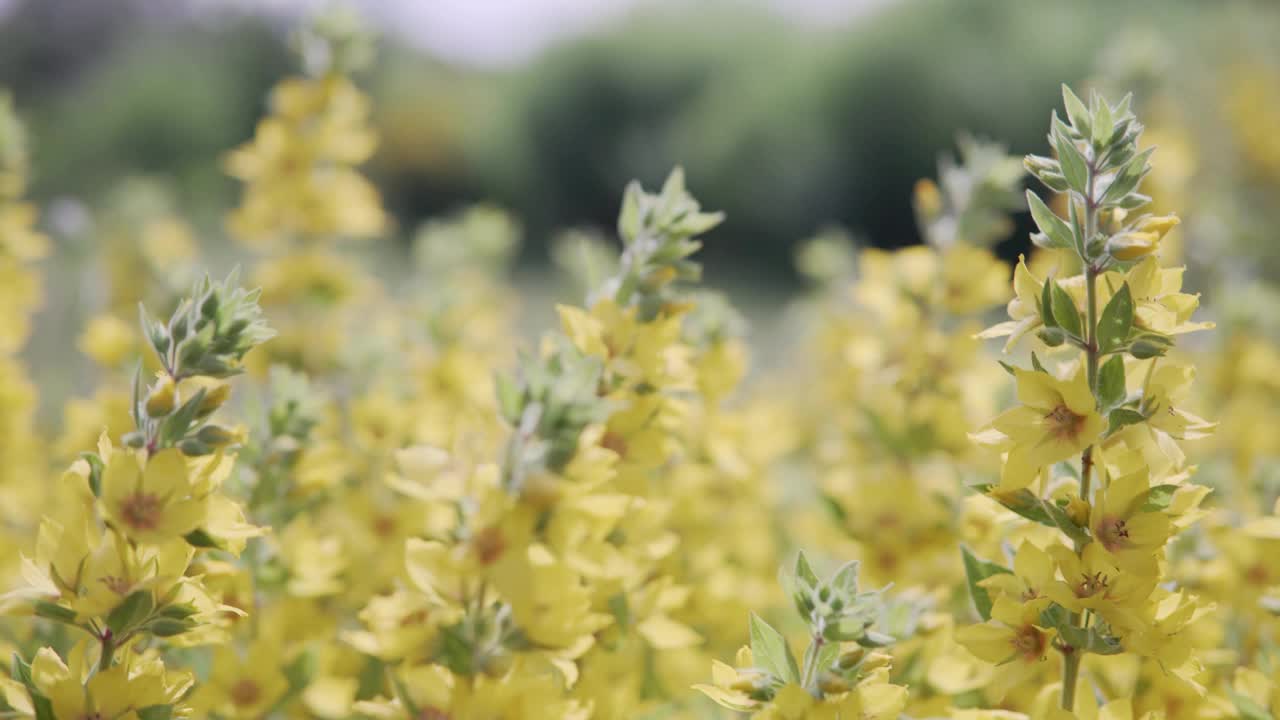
120, 492, 163, 530
1045, 404, 1086, 441
472, 526, 506, 566
1096, 516, 1130, 551
1011, 624, 1046, 661
230, 679, 261, 707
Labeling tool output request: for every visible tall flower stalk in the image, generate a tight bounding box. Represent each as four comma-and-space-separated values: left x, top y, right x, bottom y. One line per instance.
962, 86, 1215, 712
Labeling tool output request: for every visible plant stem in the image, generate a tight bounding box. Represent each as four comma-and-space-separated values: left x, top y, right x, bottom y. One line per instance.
1062, 177, 1101, 713
99, 629, 116, 671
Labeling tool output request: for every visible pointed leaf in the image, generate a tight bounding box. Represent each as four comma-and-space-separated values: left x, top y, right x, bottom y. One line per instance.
1097, 283, 1134, 353
749, 613, 800, 684
1097, 355, 1126, 411
961, 546, 1012, 622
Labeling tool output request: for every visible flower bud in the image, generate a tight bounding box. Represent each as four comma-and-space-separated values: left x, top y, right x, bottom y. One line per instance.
199, 382, 232, 415
836, 647, 865, 669
1037, 326, 1067, 347
817, 673, 851, 695
195, 424, 241, 447
859, 651, 893, 673
145, 375, 177, 417
1135, 214, 1180, 237
1128, 336, 1170, 359
1105, 231, 1159, 261
179, 438, 214, 456
1064, 493, 1091, 527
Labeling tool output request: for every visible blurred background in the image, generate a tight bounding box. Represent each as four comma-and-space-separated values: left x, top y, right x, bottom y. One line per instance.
5, 0, 1280, 413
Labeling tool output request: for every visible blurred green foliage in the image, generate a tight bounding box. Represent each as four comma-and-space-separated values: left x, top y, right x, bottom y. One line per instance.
0, 0, 1274, 280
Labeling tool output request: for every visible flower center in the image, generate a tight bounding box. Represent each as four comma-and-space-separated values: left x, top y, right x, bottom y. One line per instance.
472, 526, 506, 566
1044, 404, 1085, 440
100, 575, 131, 595
230, 679, 261, 708
1096, 516, 1130, 551
1011, 624, 1046, 661
1076, 571, 1109, 598
120, 492, 163, 530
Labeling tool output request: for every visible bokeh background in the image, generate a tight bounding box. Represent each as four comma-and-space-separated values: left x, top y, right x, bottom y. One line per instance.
4, 0, 1280, 417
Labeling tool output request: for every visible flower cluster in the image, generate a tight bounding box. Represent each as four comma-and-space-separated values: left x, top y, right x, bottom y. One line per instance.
959, 86, 1216, 713
8, 9, 1280, 719
1, 271, 273, 719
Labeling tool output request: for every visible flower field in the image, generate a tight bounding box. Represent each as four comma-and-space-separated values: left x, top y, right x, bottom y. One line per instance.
2, 8, 1280, 720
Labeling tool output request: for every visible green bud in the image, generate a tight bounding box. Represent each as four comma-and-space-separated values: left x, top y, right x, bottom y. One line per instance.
179, 438, 213, 456
1037, 326, 1067, 347
1128, 337, 1169, 359
148, 618, 194, 637
195, 424, 239, 447
122, 431, 147, 449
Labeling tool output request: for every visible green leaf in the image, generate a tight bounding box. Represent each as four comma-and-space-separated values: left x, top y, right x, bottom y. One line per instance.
33, 601, 78, 624
1092, 99, 1113, 147
1097, 284, 1133, 353
284, 649, 318, 693
1107, 408, 1147, 434
1030, 352, 1047, 374
11, 652, 33, 686
750, 613, 801, 684
1048, 278, 1082, 339
1053, 125, 1089, 196
961, 546, 1012, 622
1061, 85, 1091, 134
974, 485, 1090, 545
831, 560, 860, 596
493, 372, 523, 425
1025, 191, 1074, 250
794, 551, 819, 590
1139, 484, 1181, 513
1097, 355, 1126, 411
1039, 279, 1057, 329
106, 590, 155, 636
32, 694, 55, 720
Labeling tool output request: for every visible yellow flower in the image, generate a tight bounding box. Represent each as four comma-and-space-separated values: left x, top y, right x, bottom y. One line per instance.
101, 448, 206, 545
976, 256, 1044, 352
77, 313, 136, 368
979, 541, 1055, 604
955, 596, 1055, 693
189, 640, 289, 719
2, 642, 191, 720
1088, 464, 1173, 576
1044, 542, 1155, 633
1105, 214, 1180, 261
976, 367, 1105, 491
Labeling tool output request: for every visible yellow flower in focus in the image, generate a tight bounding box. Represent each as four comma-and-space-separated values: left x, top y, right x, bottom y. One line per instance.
955, 596, 1055, 696
1088, 465, 1173, 577
101, 448, 206, 545
975, 367, 1105, 491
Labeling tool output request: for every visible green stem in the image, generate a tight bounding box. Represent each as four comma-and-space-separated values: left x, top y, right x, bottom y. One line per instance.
1062, 178, 1101, 713
99, 629, 116, 671
1061, 647, 1081, 710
